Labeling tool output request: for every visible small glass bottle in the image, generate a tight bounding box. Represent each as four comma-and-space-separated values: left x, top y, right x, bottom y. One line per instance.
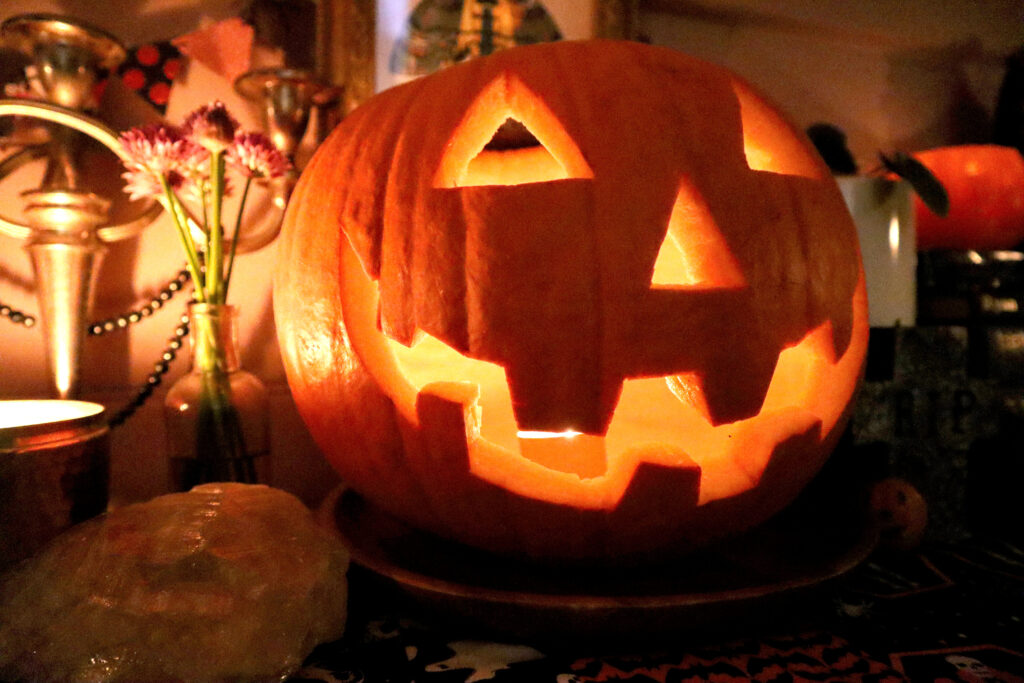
164, 303, 269, 491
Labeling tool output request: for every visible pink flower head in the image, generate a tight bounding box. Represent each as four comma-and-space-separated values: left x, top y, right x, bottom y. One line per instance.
122, 167, 185, 202
183, 101, 239, 153
119, 124, 206, 201
119, 124, 205, 176
226, 132, 291, 179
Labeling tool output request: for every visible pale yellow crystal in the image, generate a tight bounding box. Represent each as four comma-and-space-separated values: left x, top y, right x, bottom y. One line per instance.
0, 483, 349, 683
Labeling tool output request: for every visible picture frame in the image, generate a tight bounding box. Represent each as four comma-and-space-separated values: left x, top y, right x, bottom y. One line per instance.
319, 0, 638, 112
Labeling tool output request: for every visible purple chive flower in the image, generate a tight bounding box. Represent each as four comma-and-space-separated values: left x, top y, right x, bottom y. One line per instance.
183, 101, 239, 153
119, 124, 205, 177
119, 124, 207, 200
226, 131, 291, 179
122, 167, 184, 202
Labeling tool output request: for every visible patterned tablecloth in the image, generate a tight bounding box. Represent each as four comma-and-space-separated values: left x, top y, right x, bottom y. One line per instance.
288, 536, 1023, 683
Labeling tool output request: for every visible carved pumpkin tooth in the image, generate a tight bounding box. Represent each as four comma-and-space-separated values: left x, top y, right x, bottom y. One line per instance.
692, 349, 780, 426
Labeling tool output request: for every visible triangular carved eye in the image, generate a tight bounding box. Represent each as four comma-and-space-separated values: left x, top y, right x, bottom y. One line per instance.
650, 179, 746, 289
462, 117, 569, 186
435, 73, 593, 188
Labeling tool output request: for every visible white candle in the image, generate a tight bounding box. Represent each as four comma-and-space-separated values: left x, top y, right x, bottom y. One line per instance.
0, 400, 104, 430
838, 177, 917, 328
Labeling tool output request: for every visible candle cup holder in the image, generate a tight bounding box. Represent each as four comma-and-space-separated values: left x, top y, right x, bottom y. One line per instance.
0, 400, 109, 570
1, 13, 126, 110
232, 67, 340, 253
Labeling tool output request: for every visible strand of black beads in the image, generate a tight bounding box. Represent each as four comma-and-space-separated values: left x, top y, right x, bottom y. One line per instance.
89, 267, 192, 337
0, 266, 190, 332
0, 303, 35, 328
107, 306, 192, 429
1, 267, 194, 428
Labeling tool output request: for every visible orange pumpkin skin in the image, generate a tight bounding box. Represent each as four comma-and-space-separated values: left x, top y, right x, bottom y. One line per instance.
275, 40, 868, 561
913, 145, 1024, 250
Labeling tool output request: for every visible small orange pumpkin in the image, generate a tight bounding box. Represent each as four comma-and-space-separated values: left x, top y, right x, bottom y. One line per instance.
912, 144, 1024, 250
275, 40, 868, 560
869, 478, 928, 550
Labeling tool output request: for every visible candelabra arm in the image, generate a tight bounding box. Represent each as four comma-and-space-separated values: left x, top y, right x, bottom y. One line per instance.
177, 174, 293, 256
0, 99, 160, 243
0, 145, 46, 183
232, 174, 293, 254
96, 202, 164, 242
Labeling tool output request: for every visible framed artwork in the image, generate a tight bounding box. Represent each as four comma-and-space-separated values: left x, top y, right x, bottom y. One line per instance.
319, 0, 638, 111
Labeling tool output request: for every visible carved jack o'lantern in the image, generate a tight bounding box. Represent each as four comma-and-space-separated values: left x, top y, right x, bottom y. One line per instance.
275, 40, 868, 560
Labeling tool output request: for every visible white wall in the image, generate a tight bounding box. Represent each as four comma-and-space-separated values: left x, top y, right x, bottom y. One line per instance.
640, 0, 1023, 169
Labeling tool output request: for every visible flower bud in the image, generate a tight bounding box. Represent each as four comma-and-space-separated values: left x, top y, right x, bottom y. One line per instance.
227, 131, 292, 179
184, 101, 239, 154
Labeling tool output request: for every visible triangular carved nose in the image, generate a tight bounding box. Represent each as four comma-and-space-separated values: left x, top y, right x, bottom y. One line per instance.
650, 180, 747, 290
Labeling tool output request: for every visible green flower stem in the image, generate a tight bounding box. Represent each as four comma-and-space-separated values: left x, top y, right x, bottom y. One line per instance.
192, 307, 223, 374
195, 371, 256, 482
191, 307, 255, 483
208, 150, 226, 303
161, 176, 206, 303
200, 177, 210, 235
224, 176, 252, 300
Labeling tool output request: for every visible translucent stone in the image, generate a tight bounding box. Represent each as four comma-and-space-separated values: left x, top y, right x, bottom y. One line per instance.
0, 483, 349, 683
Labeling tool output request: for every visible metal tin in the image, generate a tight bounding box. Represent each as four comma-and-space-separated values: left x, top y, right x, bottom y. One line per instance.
0, 400, 109, 570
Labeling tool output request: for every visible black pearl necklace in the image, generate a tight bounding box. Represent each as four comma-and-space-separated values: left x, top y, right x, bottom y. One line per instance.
0, 264, 196, 428
88, 267, 191, 336
0, 265, 191, 333
0, 303, 35, 327
107, 307, 191, 428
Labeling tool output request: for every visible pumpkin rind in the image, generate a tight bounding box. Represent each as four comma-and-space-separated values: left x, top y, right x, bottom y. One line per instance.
913, 144, 1024, 250
275, 40, 868, 560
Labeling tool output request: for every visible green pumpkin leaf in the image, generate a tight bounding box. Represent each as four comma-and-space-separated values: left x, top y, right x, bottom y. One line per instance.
880, 151, 950, 217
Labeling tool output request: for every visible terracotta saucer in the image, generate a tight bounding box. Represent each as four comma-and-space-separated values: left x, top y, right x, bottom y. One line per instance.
320, 486, 877, 644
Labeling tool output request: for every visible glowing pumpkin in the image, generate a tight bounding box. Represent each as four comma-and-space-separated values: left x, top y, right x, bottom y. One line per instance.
912, 145, 1024, 250
275, 40, 868, 560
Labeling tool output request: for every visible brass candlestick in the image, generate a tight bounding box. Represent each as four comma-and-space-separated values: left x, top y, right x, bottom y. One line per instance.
233, 67, 339, 253
0, 14, 160, 398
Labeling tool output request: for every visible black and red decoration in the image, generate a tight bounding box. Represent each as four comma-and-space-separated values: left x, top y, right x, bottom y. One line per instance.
117, 40, 183, 113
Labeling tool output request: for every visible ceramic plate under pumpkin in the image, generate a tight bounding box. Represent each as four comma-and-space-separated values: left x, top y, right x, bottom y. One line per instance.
319, 485, 877, 645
